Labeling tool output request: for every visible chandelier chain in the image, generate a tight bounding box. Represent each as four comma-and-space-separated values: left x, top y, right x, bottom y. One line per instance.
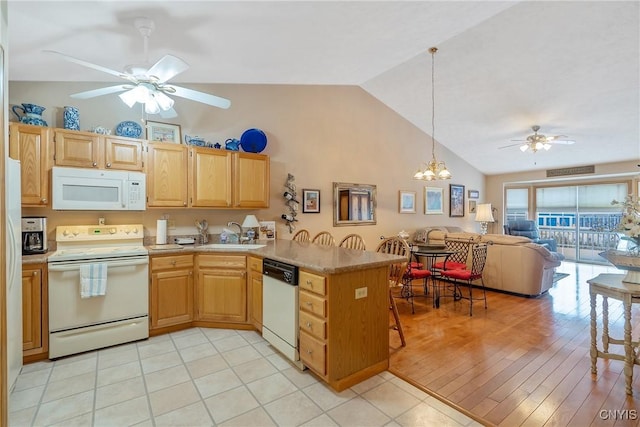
431, 47, 436, 160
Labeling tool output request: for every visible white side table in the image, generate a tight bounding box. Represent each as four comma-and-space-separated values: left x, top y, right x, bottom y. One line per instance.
588, 273, 640, 395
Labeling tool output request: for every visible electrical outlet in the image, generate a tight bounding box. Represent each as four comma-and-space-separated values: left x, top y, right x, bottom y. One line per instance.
355, 287, 368, 299
167, 220, 176, 230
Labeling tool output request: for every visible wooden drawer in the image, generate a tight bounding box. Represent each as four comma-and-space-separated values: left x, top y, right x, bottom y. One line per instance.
198, 254, 246, 269
299, 310, 326, 340
299, 290, 327, 318
300, 330, 326, 375
299, 270, 326, 296
151, 254, 194, 271
248, 256, 263, 273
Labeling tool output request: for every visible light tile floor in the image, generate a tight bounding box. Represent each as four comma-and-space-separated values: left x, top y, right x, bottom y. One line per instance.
9, 327, 481, 426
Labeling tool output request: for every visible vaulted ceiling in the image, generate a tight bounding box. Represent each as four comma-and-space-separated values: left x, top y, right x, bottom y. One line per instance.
8, 1, 639, 175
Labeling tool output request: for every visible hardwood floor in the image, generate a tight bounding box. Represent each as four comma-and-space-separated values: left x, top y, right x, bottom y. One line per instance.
388, 261, 640, 426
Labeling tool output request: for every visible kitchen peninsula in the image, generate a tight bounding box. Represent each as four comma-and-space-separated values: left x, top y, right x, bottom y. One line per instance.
149, 239, 405, 391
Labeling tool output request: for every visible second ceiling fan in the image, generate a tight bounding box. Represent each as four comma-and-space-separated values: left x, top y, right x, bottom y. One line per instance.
501, 125, 576, 153
45, 17, 230, 118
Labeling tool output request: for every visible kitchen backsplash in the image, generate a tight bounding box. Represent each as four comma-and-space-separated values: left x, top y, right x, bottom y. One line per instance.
22, 207, 270, 245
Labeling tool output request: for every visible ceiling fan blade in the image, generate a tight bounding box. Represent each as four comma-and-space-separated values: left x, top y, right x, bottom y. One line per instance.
549, 139, 576, 145
44, 50, 129, 79
70, 85, 129, 99
169, 85, 231, 109
158, 108, 178, 119
147, 54, 189, 83
499, 142, 526, 150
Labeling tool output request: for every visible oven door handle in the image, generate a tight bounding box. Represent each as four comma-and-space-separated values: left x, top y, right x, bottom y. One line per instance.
48, 258, 149, 271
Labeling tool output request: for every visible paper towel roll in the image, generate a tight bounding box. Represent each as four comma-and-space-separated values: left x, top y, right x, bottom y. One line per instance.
156, 219, 168, 245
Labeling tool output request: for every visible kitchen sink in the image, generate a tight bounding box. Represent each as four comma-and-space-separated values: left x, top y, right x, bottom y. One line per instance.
199, 243, 266, 250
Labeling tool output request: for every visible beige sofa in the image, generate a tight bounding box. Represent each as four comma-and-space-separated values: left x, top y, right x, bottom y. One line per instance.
414, 229, 564, 297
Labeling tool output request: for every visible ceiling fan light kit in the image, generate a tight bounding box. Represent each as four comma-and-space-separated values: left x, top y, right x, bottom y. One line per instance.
47, 17, 230, 116
501, 125, 576, 153
413, 47, 452, 181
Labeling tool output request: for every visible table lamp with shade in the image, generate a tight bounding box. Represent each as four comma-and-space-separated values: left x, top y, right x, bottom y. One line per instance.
475, 204, 495, 235
242, 214, 261, 242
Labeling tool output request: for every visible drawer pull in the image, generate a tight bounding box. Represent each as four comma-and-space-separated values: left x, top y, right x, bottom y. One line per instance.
306, 321, 312, 328
306, 349, 313, 355
305, 301, 312, 306
306, 280, 313, 285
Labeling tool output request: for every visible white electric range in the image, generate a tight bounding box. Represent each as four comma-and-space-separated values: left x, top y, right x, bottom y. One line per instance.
47, 224, 149, 358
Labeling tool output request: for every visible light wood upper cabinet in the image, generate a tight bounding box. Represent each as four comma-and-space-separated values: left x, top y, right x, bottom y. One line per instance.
146, 142, 189, 207
234, 152, 270, 208
54, 129, 101, 168
103, 136, 144, 171
189, 148, 233, 207
22, 264, 48, 358
54, 129, 144, 171
147, 143, 269, 209
9, 123, 52, 207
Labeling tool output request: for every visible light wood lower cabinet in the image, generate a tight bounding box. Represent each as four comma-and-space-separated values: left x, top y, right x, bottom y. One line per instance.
196, 254, 247, 323
299, 266, 390, 391
22, 264, 48, 358
248, 256, 263, 331
150, 254, 194, 329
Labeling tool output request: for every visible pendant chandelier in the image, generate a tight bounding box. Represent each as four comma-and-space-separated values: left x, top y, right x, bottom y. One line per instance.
413, 47, 451, 181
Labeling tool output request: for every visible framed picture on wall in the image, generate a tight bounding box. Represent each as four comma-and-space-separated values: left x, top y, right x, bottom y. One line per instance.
146, 121, 182, 144
425, 187, 444, 215
399, 190, 416, 213
302, 189, 320, 213
469, 200, 477, 214
468, 190, 479, 199
449, 184, 465, 217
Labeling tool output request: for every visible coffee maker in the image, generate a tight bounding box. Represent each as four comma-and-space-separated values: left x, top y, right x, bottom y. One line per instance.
22, 217, 47, 255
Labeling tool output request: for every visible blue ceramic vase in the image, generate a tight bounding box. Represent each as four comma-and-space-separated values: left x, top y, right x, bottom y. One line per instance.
63, 106, 80, 130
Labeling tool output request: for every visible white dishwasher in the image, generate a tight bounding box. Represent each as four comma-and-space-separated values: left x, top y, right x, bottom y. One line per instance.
262, 258, 304, 370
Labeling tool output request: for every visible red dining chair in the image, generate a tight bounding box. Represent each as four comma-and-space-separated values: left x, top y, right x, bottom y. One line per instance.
439, 243, 489, 316
432, 237, 475, 271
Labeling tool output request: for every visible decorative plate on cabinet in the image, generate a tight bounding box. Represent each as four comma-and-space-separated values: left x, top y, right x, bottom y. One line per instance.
240, 128, 268, 153
115, 121, 143, 138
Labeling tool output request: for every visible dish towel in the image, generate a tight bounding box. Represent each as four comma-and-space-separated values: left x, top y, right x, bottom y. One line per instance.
80, 263, 108, 298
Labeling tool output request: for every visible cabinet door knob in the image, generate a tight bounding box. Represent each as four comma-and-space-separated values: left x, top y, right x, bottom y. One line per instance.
92, 162, 97, 167
183, 202, 187, 206
171, 260, 176, 265
41, 198, 47, 204
32, 271, 37, 276
106, 162, 111, 168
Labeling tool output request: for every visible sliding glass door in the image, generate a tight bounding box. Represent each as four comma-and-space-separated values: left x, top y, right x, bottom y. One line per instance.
535, 183, 627, 262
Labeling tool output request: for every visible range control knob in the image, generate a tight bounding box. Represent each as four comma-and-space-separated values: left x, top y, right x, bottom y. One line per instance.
72, 230, 79, 236
62, 229, 69, 236
109, 228, 117, 234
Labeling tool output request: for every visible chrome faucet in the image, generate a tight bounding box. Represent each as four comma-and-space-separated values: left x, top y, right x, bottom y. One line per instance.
227, 221, 244, 243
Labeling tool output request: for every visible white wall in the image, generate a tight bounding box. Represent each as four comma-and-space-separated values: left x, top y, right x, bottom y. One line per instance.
11, 81, 487, 248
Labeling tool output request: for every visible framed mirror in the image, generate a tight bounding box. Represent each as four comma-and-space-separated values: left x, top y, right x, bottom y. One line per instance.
333, 182, 377, 226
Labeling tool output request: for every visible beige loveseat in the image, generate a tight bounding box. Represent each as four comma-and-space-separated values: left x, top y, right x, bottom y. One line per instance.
414, 229, 564, 297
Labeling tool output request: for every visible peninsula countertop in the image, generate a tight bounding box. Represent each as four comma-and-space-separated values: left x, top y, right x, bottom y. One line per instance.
23, 240, 406, 274
148, 239, 405, 274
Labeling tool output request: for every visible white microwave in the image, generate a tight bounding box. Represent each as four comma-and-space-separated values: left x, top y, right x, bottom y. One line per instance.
52, 167, 146, 211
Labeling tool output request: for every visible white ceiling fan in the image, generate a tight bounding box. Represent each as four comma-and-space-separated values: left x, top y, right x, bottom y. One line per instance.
500, 125, 576, 153
44, 17, 230, 118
